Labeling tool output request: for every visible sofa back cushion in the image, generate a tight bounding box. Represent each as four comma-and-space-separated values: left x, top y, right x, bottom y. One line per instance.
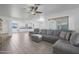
65, 32, 72, 41
47, 30, 53, 35
34, 28, 39, 34
40, 29, 47, 34
70, 32, 79, 47
59, 31, 67, 39
53, 30, 60, 36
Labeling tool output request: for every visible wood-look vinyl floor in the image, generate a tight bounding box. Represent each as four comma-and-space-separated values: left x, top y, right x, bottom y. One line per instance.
0, 32, 53, 54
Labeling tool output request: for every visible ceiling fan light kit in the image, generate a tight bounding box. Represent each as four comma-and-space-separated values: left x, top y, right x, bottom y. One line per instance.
26, 4, 43, 15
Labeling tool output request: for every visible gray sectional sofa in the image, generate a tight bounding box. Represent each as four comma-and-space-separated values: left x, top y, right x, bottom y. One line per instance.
29, 29, 79, 54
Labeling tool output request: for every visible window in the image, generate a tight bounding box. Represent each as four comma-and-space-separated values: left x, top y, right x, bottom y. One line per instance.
48, 16, 69, 30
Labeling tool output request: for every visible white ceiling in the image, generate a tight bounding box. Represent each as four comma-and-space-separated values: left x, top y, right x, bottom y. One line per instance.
39, 4, 79, 14
0, 4, 79, 19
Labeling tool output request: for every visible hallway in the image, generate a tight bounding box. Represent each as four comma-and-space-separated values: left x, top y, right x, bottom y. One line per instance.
0, 32, 53, 54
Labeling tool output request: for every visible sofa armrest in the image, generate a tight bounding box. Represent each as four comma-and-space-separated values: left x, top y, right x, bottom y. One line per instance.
53, 39, 79, 54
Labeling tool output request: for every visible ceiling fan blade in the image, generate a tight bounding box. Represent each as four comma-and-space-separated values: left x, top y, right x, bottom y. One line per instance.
33, 13, 36, 15
36, 11, 43, 13
25, 4, 42, 15
34, 7, 38, 11
30, 6, 34, 11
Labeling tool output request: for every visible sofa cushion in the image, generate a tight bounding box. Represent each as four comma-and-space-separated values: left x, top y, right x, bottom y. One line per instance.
47, 30, 53, 35
65, 32, 71, 41
30, 34, 42, 42
43, 35, 59, 44
34, 28, 39, 34
59, 31, 67, 39
70, 32, 79, 47
40, 29, 47, 35
53, 30, 60, 36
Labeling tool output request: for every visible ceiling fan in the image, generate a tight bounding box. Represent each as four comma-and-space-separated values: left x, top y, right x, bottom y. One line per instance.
26, 4, 43, 15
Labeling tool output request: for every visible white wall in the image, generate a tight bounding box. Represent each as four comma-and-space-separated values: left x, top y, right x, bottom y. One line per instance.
44, 8, 79, 32
29, 15, 47, 29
